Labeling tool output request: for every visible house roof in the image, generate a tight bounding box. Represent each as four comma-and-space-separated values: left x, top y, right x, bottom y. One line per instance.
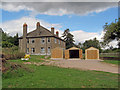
19, 25, 65, 42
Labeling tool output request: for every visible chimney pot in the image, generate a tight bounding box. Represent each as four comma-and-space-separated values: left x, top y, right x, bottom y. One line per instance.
36, 22, 40, 29
51, 27, 54, 34
56, 31, 59, 37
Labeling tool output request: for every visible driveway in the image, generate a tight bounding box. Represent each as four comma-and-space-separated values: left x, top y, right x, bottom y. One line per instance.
46, 59, 119, 74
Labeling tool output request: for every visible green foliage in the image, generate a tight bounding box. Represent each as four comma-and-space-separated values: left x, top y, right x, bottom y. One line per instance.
2, 30, 19, 47
78, 38, 102, 53
2, 46, 25, 60
2, 41, 14, 48
62, 29, 75, 49
103, 19, 120, 48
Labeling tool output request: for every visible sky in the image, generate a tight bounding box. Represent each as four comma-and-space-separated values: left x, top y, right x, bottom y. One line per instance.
0, 0, 119, 48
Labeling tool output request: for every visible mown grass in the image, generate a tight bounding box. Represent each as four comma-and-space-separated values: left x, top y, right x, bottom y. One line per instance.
99, 54, 119, 58
2, 59, 119, 88
8, 55, 48, 63
102, 60, 120, 65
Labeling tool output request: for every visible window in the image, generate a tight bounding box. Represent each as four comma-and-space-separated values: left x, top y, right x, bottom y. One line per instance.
27, 48, 29, 53
48, 47, 50, 53
59, 40, 60, 44
27, 39, 29, 43
31, 48, 35, 53
41, 38, 45, 44
55, 38, 57, 43
48, 38, 50, 42
41, 47, 45, 53
31, 39, 35, 43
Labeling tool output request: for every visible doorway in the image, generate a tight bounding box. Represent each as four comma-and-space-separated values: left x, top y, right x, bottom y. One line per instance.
69, 50, 79, 58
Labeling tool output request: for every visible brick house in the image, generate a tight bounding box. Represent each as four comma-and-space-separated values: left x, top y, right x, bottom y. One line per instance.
19, 22, 66, 55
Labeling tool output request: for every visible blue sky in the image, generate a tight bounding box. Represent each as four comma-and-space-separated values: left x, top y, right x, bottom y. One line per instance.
1, 2, 119, 47
2, 7, 118, 33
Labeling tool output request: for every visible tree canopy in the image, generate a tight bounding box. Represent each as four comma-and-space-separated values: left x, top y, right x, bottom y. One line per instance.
103, 18, 120, 48
77, 38, 102, 53
1, 29, 19, 48
62, 29, 75, 49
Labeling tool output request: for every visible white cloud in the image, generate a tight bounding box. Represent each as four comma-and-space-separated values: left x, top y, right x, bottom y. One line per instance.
1, 16, 118, 48
1, 16, 62, 36
71, 30, 100, 44
1, 2, 117, 16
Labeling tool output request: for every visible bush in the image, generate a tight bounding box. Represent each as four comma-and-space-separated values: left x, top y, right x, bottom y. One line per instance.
2, 46, 25, 60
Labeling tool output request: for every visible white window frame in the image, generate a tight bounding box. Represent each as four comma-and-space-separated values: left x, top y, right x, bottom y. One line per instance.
48, 37, 50, 43
41, 47, 45, 53
31, 39, 35, 43
59, 40, 60, 44
27, 48, 29, 53
41, 38, 45, 44
27, 39, 29, 43
48, 47, 51, 53
31, 48, 35, 53
55, 38, 57, 43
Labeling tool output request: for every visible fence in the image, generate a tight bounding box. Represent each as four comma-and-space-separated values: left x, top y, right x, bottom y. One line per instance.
99, 53, 120, 60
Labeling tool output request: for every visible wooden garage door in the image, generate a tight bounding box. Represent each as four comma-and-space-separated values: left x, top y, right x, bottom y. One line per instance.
87, 50, 98, 59
65, 50, 69, 59
51, 48, 63, 58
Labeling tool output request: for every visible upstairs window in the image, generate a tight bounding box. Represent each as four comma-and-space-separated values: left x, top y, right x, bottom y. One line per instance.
31, 39, 35, 43
59, 40, 60, 44
27, 39, 29, 43
48, 38, 50, 42
31, 48, 35, 53
55, 38, 57, 43
41, 38, 45, 44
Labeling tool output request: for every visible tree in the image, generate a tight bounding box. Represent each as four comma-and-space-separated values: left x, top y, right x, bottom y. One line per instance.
103, 18, 120, 48
78, 38, 102, 53
62, 29, 75, 49
2, 29, 19, 47
13, 33, 19, 46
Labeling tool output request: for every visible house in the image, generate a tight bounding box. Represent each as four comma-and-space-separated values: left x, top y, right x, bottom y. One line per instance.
19, 22, 66, 55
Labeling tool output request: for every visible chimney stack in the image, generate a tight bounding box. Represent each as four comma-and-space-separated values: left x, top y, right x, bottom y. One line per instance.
51, 27, 54, 34
56, 31, 59, 37
36, 22, 40, 29
23, 23, 27, 38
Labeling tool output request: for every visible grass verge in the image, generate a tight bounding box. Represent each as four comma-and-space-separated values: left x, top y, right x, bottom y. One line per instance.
2, 64, 119, 88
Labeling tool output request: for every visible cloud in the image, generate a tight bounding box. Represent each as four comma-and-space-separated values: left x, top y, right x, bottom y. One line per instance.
1, 16, 62, 36
1, 2, 117, 16
71, 30, 101, 44
1, 16, 118, 48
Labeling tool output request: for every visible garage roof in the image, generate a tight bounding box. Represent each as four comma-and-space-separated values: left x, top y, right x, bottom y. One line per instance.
68, 47, 80, 50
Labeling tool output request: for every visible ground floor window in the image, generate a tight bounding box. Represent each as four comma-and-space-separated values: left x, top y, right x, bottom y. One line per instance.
41, 47, 45, 53
48, 47, 51, 53
31, 48, 35, 53
27, 48, 29, 53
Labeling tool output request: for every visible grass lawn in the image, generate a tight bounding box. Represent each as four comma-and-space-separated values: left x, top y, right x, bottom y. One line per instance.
2, 56, 119, 88
99, 54, 119, 58
102, 60, 120, 65
8, 55, 49, 63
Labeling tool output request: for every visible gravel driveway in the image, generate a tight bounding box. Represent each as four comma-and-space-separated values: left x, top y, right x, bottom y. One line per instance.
47, 59, 119, 74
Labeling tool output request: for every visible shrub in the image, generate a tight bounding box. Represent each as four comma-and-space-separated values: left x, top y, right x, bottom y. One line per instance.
2, 46, 25, 60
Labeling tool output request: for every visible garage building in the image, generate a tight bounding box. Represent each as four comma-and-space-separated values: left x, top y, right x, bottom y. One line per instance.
85, 47, 99, 60
65, 47, 82, 59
